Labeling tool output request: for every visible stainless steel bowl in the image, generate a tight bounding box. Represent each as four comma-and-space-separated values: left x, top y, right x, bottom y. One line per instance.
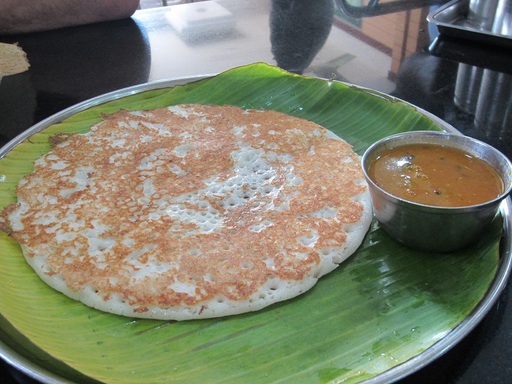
362, 131, 512, 252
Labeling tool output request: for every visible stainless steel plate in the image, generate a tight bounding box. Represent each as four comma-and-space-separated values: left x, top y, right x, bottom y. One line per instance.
428, 0, 512, 48
0, 74, 511, 384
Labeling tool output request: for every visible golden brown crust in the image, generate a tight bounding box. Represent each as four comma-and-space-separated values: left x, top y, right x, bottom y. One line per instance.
48, 133, 76, 146
0, 203, 17, 233
3, 104, 371, 319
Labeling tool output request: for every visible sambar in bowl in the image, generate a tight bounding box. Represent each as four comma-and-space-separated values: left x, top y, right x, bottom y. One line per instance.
362, 131, 512, 252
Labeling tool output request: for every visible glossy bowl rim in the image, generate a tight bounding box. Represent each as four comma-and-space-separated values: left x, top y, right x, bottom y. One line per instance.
361, 130, 512, 211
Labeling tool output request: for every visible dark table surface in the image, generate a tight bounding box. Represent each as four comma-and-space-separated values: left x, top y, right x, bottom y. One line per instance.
1, 0, 511, 383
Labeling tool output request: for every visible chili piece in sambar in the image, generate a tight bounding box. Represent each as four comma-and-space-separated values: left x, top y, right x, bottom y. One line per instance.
368, 143, 504, 207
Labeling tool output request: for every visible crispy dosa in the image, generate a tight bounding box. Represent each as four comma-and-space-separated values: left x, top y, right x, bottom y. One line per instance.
1, 104, 372, 320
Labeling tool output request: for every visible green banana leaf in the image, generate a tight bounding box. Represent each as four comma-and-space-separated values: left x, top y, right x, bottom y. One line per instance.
0, 63, 503, 384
